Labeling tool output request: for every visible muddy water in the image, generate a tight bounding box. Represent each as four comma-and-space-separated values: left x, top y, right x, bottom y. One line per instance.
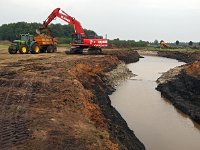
110, 56, 200, 150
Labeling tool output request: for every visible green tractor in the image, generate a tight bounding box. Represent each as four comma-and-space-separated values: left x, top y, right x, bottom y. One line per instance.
8, 34, 40, 54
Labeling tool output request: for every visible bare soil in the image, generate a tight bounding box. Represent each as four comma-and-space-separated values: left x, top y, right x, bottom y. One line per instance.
0, 48, 144, 149
157, 51, 200, 63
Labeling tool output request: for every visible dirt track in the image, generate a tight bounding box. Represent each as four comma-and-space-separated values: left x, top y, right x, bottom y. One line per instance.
0, 48, 144, 149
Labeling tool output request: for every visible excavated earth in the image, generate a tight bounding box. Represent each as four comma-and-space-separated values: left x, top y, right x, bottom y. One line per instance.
157, 51, 200, 63
0, 48, 145, 150
156, 51, 200, 124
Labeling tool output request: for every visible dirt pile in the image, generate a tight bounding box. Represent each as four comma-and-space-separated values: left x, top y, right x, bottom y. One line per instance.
0, 49, 145, 149
104, 50, 141, 64
157, 51, 200, 63
157, 60, 200, 124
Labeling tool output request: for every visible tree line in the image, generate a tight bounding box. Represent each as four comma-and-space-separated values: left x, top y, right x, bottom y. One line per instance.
0, 22, 96, 43
153, 40, 200, 47
108, 38, 148, 48
4, 22, 198, 48
0, 22, 149, 47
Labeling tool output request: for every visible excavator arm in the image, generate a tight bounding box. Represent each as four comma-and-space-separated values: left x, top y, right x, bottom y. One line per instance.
42, 8, 85, 35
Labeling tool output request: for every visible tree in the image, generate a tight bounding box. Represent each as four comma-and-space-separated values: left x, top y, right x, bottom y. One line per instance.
84, 29, 96, 37
154, 40, 159, 45
176, 40, 179, 46
189, 41, 193, 46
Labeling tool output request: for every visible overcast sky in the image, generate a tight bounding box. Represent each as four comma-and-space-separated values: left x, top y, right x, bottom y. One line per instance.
0, 0, 200, 42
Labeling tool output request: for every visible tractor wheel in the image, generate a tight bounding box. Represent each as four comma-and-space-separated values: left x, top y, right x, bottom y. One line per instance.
31, 43, 40, 54
8, 46, 17, 54
19, 45, 29, 54
47, 45, 54, 53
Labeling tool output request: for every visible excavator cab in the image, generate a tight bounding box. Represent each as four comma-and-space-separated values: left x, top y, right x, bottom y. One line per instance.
71, 33, 83, 44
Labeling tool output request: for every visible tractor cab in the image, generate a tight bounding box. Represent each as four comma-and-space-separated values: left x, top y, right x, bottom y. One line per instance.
20, 34, 34, 44
12, 34, 34, 46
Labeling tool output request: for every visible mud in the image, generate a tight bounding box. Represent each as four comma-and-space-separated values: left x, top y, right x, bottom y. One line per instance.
157, 60, 200, 124
0, 49, 144, 149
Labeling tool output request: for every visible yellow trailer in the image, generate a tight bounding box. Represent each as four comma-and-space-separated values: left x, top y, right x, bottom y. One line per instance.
34, 35, 58, 53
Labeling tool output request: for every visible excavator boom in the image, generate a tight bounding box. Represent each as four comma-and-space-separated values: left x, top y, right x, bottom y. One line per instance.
43, 8, 85, 35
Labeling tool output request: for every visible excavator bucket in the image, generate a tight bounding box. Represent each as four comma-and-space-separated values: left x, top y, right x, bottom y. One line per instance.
36, 26, 53, 37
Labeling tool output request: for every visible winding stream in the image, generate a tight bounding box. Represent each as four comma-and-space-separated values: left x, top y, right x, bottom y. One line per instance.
110, 56, 200, 150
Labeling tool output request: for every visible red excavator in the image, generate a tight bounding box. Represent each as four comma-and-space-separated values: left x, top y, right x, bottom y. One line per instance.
38, 8, 108, 54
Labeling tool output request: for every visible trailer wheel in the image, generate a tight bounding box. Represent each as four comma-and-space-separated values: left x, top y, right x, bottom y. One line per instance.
31, 43, 40, 54
40, 47, 47, 53
47, 45, 54, 53
53, 45, 57, 52
8, 46, 17, 54
19, 45, 29, 54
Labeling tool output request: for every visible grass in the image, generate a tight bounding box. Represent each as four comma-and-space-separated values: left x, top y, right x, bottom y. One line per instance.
0, 44, 9, 49
58, 44, 70, 48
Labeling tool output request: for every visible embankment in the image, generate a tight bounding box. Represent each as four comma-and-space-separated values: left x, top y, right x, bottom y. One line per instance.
132, 49, 200, 124
103, 50, 141, 64
157, 51, 200, 63
157, 59, 200, 124
0, 49, 145, 149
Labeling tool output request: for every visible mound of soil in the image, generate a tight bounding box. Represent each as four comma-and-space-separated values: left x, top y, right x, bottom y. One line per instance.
104, 50, 142, 64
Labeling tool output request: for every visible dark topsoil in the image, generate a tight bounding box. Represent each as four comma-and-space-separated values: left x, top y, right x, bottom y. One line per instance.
0, 49, 145, 150
156, 51, 200, 124
157, 51, 200, 63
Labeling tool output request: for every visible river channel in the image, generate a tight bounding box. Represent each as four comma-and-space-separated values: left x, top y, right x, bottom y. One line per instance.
110, 56, 200, 150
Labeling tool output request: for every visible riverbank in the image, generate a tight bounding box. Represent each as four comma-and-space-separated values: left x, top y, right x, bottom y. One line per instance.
139, 49, 200, 124
0, 48, 145, 149
157, 51, 200, 63
110, 55, 200, 150
155, 49, 200, 124
156, 60, 200, 124
138, 50, 200, 63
